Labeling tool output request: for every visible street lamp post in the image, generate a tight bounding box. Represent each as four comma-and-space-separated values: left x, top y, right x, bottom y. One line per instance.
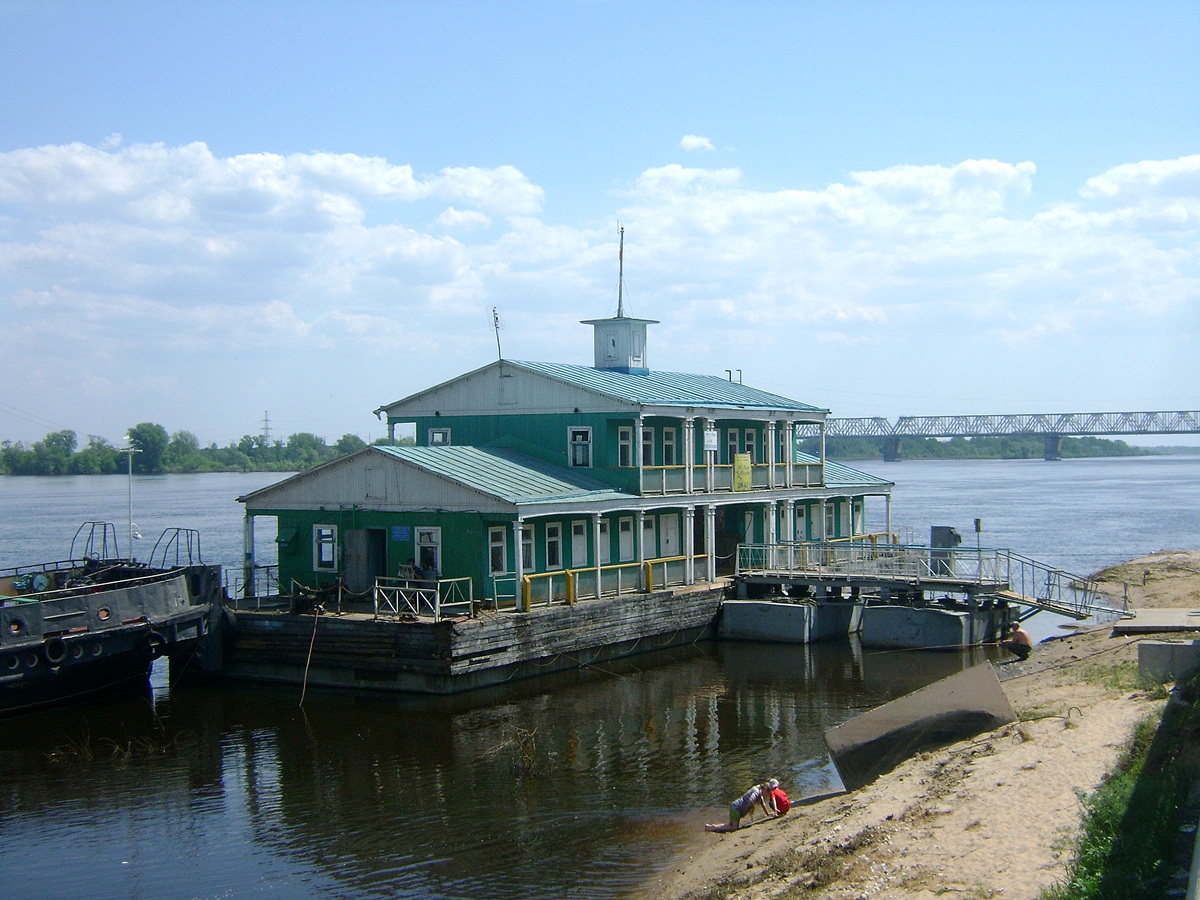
119, 444, 141, 561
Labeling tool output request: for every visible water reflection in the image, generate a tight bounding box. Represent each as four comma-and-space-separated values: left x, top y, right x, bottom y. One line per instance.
0, 638, 996, 899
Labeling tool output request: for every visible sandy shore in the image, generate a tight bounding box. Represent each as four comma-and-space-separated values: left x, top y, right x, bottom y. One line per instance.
637, 548, 1200, 900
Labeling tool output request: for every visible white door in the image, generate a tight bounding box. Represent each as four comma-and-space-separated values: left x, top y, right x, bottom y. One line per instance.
571, 520, 588, 567
660, 514, 680, 557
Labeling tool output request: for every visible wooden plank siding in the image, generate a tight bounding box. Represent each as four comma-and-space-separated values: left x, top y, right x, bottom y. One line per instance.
224, 586, 725, 694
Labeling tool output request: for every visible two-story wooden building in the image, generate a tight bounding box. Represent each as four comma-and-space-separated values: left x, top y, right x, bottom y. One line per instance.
238, 310, 894, 610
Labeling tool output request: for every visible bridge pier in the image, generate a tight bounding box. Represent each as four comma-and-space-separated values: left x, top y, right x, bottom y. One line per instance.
1043, 434, 1063, 461
882, 437, 903, 462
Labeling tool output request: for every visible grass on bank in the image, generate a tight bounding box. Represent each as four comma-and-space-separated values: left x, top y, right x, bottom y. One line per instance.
1041, 669, 1200, 900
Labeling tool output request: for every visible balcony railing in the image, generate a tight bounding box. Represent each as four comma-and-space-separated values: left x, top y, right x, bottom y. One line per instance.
639, 461, 823, 494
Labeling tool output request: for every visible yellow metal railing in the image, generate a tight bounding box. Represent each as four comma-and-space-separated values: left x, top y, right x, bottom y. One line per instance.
511, 554, 711, 612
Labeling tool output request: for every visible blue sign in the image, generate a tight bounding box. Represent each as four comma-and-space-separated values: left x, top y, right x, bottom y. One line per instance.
391, 526, 410, 542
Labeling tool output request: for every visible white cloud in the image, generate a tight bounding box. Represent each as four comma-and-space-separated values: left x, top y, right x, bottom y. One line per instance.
0, 140, 1195, 443
680, 134, 715, 152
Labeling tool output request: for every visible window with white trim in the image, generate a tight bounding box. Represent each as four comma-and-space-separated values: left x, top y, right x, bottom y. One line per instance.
727, 430, 739, 465
313, 525, 338, 571
745, 429, 757, 463
429, 428, 451, 446
662, 428, 677, 465
521, 525, 534, 570
569, 427, 592, 468
618, 426, 634, 467
641, 427, 655, 466
598, 520, 611, 564
489, 527, 508, 575
545, 523, 562, 569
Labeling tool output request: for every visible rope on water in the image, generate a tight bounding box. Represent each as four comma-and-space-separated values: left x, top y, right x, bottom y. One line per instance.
299, 605, 320, 707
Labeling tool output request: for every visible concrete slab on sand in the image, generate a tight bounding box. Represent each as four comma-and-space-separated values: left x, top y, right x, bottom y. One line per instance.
1112, 608, 1200, 635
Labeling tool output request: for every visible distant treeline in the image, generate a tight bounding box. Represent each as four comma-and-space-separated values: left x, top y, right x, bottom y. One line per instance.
800, 434, 1153, 460
0, 425, 413, 476
3, 426, 1157, 476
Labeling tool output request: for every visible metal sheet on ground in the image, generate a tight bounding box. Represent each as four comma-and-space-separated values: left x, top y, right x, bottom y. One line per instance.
824, 662, 1016, 791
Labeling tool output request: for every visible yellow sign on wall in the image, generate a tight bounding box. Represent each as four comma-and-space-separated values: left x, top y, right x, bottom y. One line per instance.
733, 452, 752, 491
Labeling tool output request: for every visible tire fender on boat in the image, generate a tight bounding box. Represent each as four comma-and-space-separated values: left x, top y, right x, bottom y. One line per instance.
43, 637, 68, 666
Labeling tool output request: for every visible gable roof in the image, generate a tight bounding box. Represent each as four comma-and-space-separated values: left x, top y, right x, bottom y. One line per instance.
375, 359, 829, 420
507, 361, 827, 413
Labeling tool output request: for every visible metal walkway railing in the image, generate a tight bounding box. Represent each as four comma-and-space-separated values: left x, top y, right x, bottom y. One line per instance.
735, 541, 1128, 620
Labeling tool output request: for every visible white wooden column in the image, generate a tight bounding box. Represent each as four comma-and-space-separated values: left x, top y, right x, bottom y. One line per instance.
704, 417, 716, 493
766, 421, 777, 489
512, 518, 524, 583
635, 416, 644, 494
242, 513, 256, 599
684, 416, 695, 493
784, 421, 795, 488
684, 505, 696, 584
705, 504, 717, 582
593, 513, 603, 598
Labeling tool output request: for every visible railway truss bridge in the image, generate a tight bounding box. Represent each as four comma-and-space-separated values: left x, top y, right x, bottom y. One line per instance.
798, 410, 1200, 460
736, 541, 1130, 621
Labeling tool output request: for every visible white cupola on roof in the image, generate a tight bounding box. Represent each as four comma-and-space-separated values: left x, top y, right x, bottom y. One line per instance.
581, 227, 658, 375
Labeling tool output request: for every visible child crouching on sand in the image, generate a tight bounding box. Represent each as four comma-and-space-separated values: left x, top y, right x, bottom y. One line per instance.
705, 779, 782, 832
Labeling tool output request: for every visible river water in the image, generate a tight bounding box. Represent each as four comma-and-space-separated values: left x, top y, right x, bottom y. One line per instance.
1, 456, 1198, 899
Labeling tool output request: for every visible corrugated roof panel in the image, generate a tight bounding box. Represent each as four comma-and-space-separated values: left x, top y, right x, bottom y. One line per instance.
796, 452, 894, 489
375, 445, 634, 506
511, 361, 827, 413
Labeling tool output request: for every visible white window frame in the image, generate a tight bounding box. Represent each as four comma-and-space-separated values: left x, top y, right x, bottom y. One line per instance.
598, 519, 611, 565
727, 430, 739, 465
545, 523, 563, 570
744, 429, 757, 463
521, 525, 534, 571
568, 426, 592, 468
416, 526, 441, 576
313, 525, 338, 571
489, 526, 508, 575
662, 428, 677, 466
428, 428, 451, 446
618, 426, 634, 467
641, 427, 655, 466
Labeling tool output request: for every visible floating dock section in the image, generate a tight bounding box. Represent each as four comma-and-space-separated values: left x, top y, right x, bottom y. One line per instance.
223, 584, 725, 695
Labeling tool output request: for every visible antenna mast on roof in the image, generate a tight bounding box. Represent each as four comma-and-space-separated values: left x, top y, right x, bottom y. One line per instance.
492, 307, 503, 359
616, 225, 625, 319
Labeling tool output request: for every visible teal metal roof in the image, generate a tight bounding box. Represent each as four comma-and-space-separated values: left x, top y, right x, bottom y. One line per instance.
374, 445, 635, 506
511, 360, 827, 413
797, 452, 894, 490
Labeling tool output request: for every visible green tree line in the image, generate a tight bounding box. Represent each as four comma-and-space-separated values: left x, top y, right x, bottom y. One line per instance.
800, 434, 1154, 460
1, 424, 412, 476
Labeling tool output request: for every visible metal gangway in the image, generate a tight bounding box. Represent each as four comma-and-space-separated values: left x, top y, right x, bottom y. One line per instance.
736, 541, 1129, 620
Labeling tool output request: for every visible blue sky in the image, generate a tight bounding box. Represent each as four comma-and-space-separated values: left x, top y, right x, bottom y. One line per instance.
1, 1, 1197, 447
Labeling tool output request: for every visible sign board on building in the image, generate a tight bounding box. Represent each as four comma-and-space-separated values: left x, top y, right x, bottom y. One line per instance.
733, 452, 752, 491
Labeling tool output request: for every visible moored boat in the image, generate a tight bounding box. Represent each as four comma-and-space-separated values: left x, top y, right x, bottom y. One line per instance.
0, 523, 224, 717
